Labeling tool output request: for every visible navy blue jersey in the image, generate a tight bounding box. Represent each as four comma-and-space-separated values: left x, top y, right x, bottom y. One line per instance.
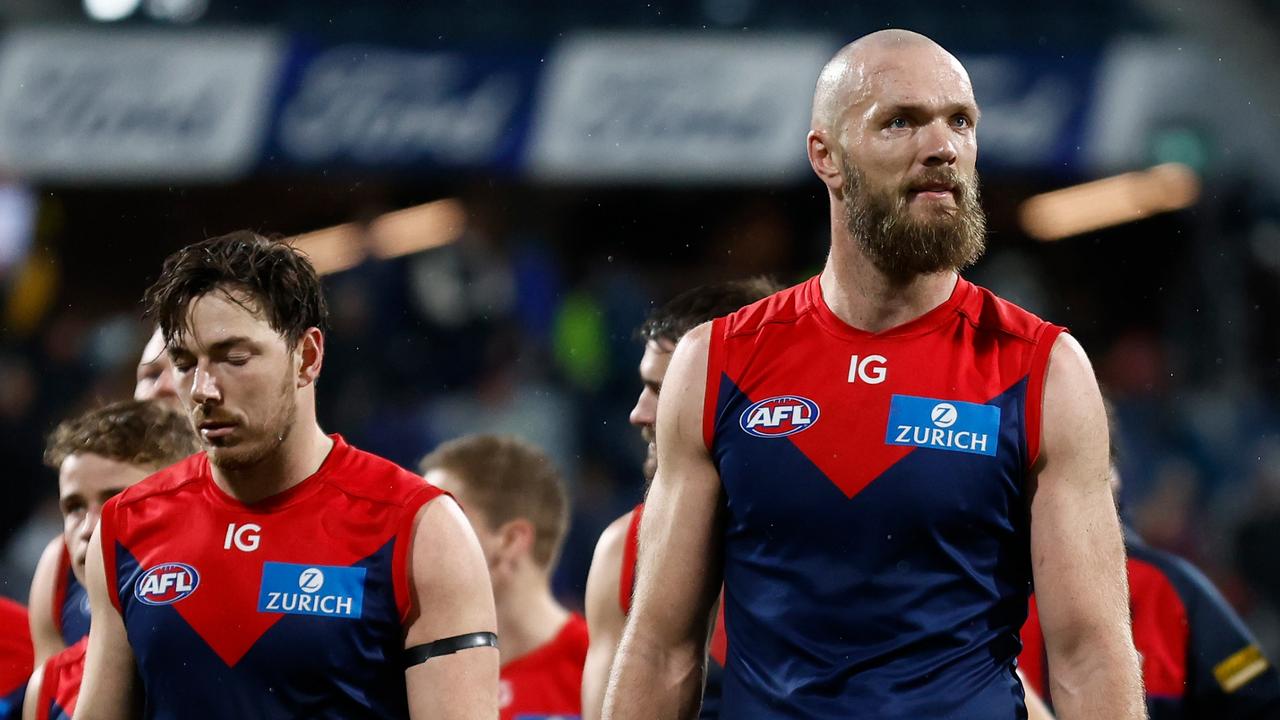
1022, 530, 1280, 719
706, 277, 1061, 719
53, 547, 89, 647
99, 436, 440, 719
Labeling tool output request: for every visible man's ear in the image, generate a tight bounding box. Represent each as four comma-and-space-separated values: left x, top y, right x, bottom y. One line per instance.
296, 327, 325, 388
495, 518, 536, 569
807, 129, 845, 194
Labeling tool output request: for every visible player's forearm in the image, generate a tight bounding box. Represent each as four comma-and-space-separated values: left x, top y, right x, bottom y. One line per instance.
581, 646, 617, 720
1048, 634, 1146, 720
602, 633, 705, 720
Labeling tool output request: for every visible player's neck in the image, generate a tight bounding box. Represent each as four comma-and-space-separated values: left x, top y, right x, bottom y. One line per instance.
209, 423, 334, 505
821, 223, 958, 334
495, 574, 570, 667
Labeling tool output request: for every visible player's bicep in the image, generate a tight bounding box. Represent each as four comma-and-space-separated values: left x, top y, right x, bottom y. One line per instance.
29, 536, 65, 665
74, 524, 137, 720
582, 518, 629, 720
1028, 335, 1129, 657
403, 496, 498, 720
630, 323, 723, 649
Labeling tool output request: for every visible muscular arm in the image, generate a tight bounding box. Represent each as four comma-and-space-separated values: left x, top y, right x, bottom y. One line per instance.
1029, 334, 1144, 720
403, 496, 499, 720
73, 526, 138, 720
582, 514, 631, 720
603, 324, 723, 720
28, 537, 65, 666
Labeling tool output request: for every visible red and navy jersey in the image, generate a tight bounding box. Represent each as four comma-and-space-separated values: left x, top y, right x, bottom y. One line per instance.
35, 637, 86, 720
0, 597, 33, 720
1020, 530, 1280, 719
99, 435, 442, 720
706, 275, 1062, 719
51, 547, 89, 648
499, 613, 588, 720
620, 504, 727, 719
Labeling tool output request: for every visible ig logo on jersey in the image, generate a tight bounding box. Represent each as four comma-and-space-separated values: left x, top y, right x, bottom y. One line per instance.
740, 396, 820, 438
135, 563, 200, 606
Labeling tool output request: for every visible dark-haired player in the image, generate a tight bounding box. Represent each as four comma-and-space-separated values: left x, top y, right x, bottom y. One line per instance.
581, 277, 779, 720
421, 435, 587, 720
77, 231, 498, 719
605, 30, 1142, 720
23, 399, 198, 720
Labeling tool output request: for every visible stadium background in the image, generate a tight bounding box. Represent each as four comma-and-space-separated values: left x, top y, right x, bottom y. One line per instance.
0, 0, 1278, 660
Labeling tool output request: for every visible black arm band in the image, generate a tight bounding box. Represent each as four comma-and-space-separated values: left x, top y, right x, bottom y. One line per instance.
404, 632, 498, 669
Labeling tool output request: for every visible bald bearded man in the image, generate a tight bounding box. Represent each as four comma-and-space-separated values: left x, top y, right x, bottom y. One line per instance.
602, 30, 1142, 720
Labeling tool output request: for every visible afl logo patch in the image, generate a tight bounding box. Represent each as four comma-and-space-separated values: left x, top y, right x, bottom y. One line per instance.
135, 562, 200, 606
740, 396, 820, 438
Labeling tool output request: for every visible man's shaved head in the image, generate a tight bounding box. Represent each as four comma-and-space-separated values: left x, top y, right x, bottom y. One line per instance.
807, 29, 986, 279
811, 30, 974, 137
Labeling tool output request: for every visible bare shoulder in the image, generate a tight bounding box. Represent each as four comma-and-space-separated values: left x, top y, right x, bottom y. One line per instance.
411, 494, 475, 554
1037, 332, 1107, 474
591, 511, 635, 574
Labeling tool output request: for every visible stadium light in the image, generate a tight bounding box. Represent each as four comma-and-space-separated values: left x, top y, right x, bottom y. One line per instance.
289, 199, 467, 275
1019, 163, 1201, 242
84, 0, 141, 21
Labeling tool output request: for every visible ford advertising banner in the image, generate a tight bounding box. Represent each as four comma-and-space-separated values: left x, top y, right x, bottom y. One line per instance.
0, 29, 1113, 183
266, 42, 542, 173
0, 28, 283, 182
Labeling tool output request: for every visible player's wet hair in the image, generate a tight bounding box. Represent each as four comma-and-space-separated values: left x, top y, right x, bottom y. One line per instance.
637, 276, 782, 346
44, 399, 199, 471
419, 435, 569, 571
143, 230, 329, 349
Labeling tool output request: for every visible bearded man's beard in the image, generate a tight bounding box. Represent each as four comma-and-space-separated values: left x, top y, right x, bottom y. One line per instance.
842, 161, 987, 280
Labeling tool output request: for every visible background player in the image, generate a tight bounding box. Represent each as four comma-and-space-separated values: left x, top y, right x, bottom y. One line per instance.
132, 328, 180, 409
421, 434, 587, 720
0, 597, 33, 720
28, 329, 183, 667
604, 29, 1143, 719
76, 231, 498, 719
23, 399, 198, 720
581, 278, 778, 720
1020, 407, 1280, 718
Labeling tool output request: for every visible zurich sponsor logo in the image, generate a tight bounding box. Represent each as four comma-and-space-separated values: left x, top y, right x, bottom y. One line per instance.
258, 562, 365, 619
885, 395, 1000, 457
134, 562, 200, 606
740, 395, 820, 438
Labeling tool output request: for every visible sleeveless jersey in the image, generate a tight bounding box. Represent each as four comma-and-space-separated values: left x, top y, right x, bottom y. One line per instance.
99, 435, 442, 720
499, 613, 588, 720
705, 275, 1062, 719
620, 504, 727, 719
52, 547, 89, 648
1020, 529, 1280, 719
35, 637, 86, 720
0, 597, 32, 720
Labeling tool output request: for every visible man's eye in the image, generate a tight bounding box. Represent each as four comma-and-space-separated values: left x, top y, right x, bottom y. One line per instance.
888, 117, 909, 129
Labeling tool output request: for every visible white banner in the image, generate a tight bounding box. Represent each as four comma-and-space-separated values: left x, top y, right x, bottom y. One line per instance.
528, 34, 833, 183
0, 29, 283, 182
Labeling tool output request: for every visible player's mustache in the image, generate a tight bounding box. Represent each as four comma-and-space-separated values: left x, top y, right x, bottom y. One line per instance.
905, 168, 971, 199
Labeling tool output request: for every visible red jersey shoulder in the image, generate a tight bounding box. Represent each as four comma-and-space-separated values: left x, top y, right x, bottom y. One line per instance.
325, 441, 439, 509
721, 279, 813, 339
111, 452, 207, 510
958, 281, 1057, 345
